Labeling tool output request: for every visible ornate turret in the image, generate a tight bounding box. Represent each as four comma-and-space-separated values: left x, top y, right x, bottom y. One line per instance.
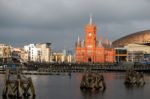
81, 40, 85, 47
105, 38, 109, 45
99, 36, 103, 47
76, 35, 81, 47
109, 40, 112, 47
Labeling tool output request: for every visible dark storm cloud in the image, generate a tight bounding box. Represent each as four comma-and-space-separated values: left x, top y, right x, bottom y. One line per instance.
0, 0, 150, 50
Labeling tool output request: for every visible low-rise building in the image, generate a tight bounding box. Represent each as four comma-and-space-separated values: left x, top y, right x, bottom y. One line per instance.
125, 44, 150, 62
127, 51, 144, 62
52, 52, 63, 62
115, 48, 127, 62
0, 44, 12, 63
52, 49, 74, 63
12, 48, 28, 63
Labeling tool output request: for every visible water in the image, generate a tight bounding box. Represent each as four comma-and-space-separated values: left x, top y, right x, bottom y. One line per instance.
0, 72, 150, 99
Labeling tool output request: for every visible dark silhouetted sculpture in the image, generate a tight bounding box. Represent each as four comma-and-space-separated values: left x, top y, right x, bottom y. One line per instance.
2, 68, 36, 98
124, 70, 145, 87
80, 72, 106, 91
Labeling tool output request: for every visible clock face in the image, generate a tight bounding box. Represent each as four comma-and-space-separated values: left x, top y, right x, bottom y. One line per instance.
87, 45, 92, 48
89, 33, 92, 36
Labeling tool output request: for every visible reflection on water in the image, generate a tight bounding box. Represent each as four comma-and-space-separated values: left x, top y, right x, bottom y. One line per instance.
81, 89, 105, 99
2, 96, 35, 99
0, 72, 150, 99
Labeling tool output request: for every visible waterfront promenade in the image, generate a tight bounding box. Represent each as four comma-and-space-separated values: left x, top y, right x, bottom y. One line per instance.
0, 62, 150, 75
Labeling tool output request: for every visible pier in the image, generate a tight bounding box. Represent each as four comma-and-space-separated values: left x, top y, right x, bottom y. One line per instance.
0, 62, 150, 75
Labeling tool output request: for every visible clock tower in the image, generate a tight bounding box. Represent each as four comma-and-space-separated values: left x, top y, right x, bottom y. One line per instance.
85, 15, 97, 49
84, 15, 97, 62
75, 15, 115, 63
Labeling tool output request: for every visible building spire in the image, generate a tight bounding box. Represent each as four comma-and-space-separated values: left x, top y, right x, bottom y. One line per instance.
89, 14, 92, 25
77, 35, 80, 44
99, 36, 103, 47
105, 38, 109, 45
100, 36, 103, 42
109, 39, 112, 47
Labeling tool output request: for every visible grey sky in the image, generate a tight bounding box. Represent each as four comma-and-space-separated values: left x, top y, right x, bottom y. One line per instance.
0, 0, 150, 51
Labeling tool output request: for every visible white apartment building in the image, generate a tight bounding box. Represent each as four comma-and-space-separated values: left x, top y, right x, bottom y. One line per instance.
24, 44, 39, 62
24, 43, 52, 62
36, 43, 52, 62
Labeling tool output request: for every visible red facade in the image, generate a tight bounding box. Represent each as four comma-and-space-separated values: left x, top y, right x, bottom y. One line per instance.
75, 17, 115, 63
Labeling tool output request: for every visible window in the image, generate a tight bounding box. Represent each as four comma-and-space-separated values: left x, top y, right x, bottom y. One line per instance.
88, 50, 92, 54
87, 45, 92, 48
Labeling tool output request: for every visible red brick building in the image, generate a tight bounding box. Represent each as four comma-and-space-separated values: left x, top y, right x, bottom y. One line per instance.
75, 16, 115, 63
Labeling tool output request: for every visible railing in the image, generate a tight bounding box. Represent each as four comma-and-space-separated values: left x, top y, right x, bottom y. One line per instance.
0, 63, 150, 74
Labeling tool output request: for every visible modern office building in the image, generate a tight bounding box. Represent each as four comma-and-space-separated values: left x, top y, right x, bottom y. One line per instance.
125, 44, 150, 62
115, 48, 127, 62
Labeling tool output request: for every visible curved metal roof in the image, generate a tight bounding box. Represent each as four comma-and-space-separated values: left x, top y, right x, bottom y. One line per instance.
112, 30, 150, 47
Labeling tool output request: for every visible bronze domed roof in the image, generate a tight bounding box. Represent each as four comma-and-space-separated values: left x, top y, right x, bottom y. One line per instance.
112, 30, 150, 47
